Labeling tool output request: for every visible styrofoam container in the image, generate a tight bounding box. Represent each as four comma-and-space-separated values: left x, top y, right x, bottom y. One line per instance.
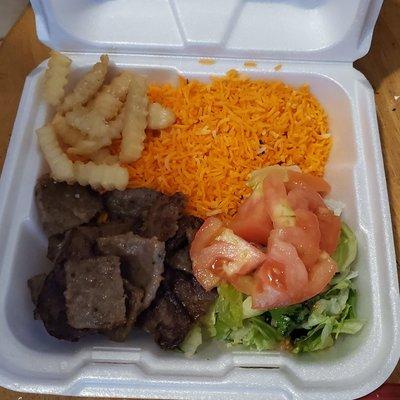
0, 1, 399, 399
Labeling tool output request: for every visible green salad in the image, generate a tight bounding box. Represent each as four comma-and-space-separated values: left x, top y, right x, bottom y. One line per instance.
181, 223, 363, 355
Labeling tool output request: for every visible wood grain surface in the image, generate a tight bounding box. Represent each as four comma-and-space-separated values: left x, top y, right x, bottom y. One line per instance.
0, 3, 399, 400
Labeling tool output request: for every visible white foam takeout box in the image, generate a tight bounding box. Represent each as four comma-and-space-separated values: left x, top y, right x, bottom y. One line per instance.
0, 0, 399, 399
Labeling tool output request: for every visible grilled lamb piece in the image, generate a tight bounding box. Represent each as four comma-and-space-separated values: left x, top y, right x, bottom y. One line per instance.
140, 289, 192, 349
35, 266, 87, 341
64, 256, 126, 330
97, 232, 165, 310
35, 175, 103, 236
104, 281, 144, 342
105, 188, 163, 221
166, 215, 203, 253
139, 193, 186, 241
105, 188, 186, 241
165, 215, 203, 273
47, 222, 133, 264
140, 270, 216, 349
170, 271, 217, 321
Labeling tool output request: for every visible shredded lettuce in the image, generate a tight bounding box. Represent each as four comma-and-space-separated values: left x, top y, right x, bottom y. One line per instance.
332, 222, 357, 274
180, 324, 202, 356
181, 223, 363, 356
228, 317, 281, 350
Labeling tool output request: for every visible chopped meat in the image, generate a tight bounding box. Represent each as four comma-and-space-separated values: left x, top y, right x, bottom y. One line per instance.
140, 193, 186, 241
51, 228, 95, 264
166, 246, 192, 272
170, 271, 217, 321
97, 232, 165, 309
27, 273, 47, 306
105, 281, 144, 342
166, 215, 203, 253
47, 234, 66, 262
105, 188, 163, 221
64, 256, 126, 330
35, 175, 103, 236
36, 266, 87, 341
105, 188, 186, 241
140, 289, 192, 349
165, 215, 203, 272
51, 222, 133, 265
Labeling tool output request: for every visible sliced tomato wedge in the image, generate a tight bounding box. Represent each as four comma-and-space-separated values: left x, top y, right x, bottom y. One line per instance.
316, 208, 341, 254
251, 234, 309, 310
262, 176, 296, 228
190, 217, 224, 290
301, 252, 337, 301
287, 187, 325, 212
276, 209, 321, 267
191, 226, 266, 290
229, 192, 273, 245
286, 170, 331, 197
287, 187, 340, 254
190, 217, 224, 257
251, 257, 292, 309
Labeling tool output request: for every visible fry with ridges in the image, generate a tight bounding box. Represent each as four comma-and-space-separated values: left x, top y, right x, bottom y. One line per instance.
52, 113, 85, 147
74, 161, 128, 190
59, 54, 109, 113
44, 51, 71, 107
36, 124, 75, 183
65, 105, 109, 139
119, 75, 148, 163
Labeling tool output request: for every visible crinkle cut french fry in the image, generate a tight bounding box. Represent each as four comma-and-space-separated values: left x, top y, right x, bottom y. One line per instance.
92, 71, 133, 119
65, 106, 109, 139
74, 161, 128, 191
67, 137, 110, 156
44, 51, 71, 107
148, 102, 176, 130
103, 71, 133, 100
66, 109, 124, 156
67, 72, 132, 140
119, 75, 148, 163
89, 148, 119, 165
52, 113, 85, 147
59, 54, 109, 113
107, 107, 125, 139
36, 124, 75, 183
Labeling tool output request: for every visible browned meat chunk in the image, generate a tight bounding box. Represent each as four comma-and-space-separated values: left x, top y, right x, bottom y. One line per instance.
105, 188, 186, 241
166, 247, 192, 272
170, 271, 217, 321
105, 281, 144, 342
97, 232, 165, 309
36, 266, 86, 341
47, 234, 66, 262
64, 256, 126, 330
165, 215, 203, 272
105, 188, 163, 221
140, 289, 191, 349
27, 273, 47, 306
35, 175, 103, 236
139, 193, 186, 241
166, 215, 203, 253
49, 222, 133, 264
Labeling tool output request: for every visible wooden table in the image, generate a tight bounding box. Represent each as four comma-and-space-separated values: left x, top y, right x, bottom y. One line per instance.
0, 3, 399, 400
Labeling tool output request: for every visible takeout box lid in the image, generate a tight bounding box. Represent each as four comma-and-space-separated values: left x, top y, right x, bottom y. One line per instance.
30, 0, 383, 63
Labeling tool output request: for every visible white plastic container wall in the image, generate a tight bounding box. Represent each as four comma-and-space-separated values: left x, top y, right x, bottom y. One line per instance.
0, 1, 399, 399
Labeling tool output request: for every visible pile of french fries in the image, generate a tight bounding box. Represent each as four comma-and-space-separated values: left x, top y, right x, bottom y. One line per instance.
37, 52, 176, 191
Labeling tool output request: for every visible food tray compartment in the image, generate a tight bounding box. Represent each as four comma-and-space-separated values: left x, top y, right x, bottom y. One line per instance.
0, 54, 398, 399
